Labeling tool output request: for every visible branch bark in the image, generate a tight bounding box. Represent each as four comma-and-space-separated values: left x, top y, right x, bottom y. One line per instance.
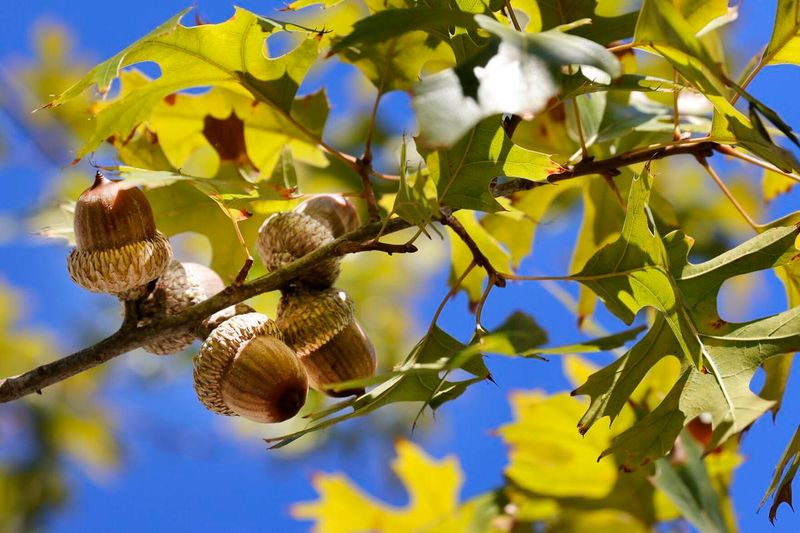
492, 140, 717, 197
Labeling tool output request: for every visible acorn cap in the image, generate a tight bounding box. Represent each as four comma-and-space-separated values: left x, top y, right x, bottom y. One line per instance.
67, 231, 172, 299
277, 288, 376, 397
67, 172, 172, 298
138, 261, 225, 355
294, 194, 360, 238
256, 212, 340, 289
193, 313, 308, 423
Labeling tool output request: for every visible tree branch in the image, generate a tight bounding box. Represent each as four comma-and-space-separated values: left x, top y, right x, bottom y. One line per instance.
440, 208, 506, 288
0, 218, 411, 403
492, 140, 717, 197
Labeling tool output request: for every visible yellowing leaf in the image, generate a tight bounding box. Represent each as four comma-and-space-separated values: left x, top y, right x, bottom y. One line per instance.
292, 440, 471, 532
499, 392, 617, 499
46, 8, 322, 161
762, 168, 797, 202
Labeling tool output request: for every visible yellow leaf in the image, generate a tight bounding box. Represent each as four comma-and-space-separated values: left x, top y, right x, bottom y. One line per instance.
763, 168, 797, 202
499, 392, 617, 499
292, 440, 470, 533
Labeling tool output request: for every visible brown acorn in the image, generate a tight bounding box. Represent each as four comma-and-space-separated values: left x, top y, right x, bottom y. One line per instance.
68, 171, 172, 299
294, 194, 360, 238
256, 212, 340, 288
193, 313, 308, 423
276, 287, 376, 397
136, 261, 225, 355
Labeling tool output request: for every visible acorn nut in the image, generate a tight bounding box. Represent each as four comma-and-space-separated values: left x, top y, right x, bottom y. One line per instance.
137, 261, 225, 355
294, 194, 360, 238
67, 171, 172, 299
193, 313, 308, 423
256, 211, 340, 288
277, 288, 376, 397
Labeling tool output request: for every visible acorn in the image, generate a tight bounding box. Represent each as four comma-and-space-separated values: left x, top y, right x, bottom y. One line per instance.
67, 171, 172, 299
294, 194, 360, 238
136, 261, 225, 355
193, 313, 308, 423
256, 211, 340, 288
276, 287, 376, 397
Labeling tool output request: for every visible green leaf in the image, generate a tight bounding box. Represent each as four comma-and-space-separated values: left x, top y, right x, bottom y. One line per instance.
760, 425, 800, 523
573, 195, 800, 465
44, 8, 322, 160
528, 0, 639, 43
420, 117, 563, 213
653, 434, 729, 533
268, 326, 487, 447
329, 7, 478, 54
334, 15, 456, 92
413, 15, 621, 146
390, 142, 439, 232
535, 325, 645, 355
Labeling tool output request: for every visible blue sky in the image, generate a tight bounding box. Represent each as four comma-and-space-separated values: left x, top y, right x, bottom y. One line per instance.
2, 1, 800, 531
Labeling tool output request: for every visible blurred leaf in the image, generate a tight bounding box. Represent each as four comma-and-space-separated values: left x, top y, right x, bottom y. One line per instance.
413, 15, 621, 146
293, 440, 486, 532
653, 435, 728, 533
499, 392, 618, 499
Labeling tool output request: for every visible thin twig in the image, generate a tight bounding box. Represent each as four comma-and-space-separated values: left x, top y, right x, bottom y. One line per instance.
672, 69, 682, 141
571, 98, 589, 159
695, 155, 759, 232
440, 209, 506, 288
504, 0, 522, 31
716, 144, 800, 183
493, 140, 717, 197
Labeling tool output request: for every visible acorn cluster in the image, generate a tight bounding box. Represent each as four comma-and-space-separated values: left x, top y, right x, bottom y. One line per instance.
69, 175, 375, 425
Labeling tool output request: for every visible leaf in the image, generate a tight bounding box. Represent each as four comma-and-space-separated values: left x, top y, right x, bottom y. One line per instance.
292, 440, 478, 532
535, 325, 645, 355
635, 0, 800, 173
413, 15, 621, 146
760, 424, 800, 523
764, 0, 800, 66
419, 117, 564, 213
653, 434, 729, 533
390, 142, 439, 231
570, 174, 626, 325
572, 171, 800, 466
329, 7, 478, 53
267, 326, 487, 447
45, 8, 322, 161
528, 0, 639, 43
335, 19, 456, 92
499, 392, 618, 499
762, 168, 797, 202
